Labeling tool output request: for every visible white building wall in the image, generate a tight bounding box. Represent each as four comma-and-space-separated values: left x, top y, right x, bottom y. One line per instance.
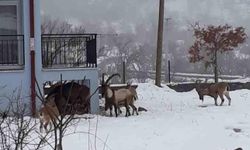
0, 0, 31, 108
34, 0, 99, 113
0, 0, 99, 114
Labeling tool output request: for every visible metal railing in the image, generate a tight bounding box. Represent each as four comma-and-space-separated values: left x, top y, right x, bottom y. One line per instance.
41, 34, 97, 68
0, 35, 24, 66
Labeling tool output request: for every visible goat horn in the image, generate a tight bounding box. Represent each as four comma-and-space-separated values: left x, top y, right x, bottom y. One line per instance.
104, 73, 120, 85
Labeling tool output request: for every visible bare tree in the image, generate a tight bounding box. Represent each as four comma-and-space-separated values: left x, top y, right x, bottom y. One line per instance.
0, 88, 51, 150
0, 83, 106, 150
41, 16, 85, 34
41, 16, 87, 67
36, 76, 100, 150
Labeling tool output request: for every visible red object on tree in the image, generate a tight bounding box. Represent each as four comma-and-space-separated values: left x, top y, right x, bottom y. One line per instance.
188, 24, 247, 82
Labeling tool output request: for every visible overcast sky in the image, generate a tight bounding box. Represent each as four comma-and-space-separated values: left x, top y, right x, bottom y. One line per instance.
41, 0, 250, 33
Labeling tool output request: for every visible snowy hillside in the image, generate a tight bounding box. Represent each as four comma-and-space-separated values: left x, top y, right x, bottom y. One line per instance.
60, 83, 250, 150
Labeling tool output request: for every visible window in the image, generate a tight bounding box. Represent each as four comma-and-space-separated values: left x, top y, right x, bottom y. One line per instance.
0, 0, 23, 68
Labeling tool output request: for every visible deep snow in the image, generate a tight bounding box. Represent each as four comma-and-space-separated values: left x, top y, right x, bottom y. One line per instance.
54, 83, 249, 150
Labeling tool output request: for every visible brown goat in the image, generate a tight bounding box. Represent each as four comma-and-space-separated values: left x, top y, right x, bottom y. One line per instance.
102, 74, 120, 116
195, 82, 231, 106
104, 87, 138, 117
39, 97, 59, 132
113, 88, 138, 117
102, 73, 138, 117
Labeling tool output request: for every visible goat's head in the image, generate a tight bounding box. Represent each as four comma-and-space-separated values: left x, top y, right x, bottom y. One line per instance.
101, 73, 120, 97
195, 80, 206, 102
195, 88, 204, 101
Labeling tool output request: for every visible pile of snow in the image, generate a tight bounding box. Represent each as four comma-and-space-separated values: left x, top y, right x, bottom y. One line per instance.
56, 83, 249, 150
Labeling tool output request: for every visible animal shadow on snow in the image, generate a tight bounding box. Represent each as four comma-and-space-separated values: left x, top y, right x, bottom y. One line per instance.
198, 103, 222, 108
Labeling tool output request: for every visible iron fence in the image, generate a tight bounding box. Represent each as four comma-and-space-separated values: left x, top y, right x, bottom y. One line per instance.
0, 35, 24, 66
41, 34, 97, 68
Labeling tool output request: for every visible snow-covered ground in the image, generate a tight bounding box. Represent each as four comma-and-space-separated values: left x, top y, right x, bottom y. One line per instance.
61, 83, 250, 150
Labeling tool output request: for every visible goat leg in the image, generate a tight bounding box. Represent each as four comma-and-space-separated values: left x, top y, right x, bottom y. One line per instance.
220, 98, 225, 106
224, 92, 231, 106
125, 105, 131, 117
114, 105, 118, 117
119, 107, 122, 114
109, 105, 113, 117
214, 97, 218, 106
130, 104, 138, 115
219, 94, 225, 106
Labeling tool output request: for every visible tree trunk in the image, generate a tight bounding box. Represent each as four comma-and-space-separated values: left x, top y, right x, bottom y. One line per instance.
57, 130, 63, 150
155, 0, 165, 87
214, 50, 218, 83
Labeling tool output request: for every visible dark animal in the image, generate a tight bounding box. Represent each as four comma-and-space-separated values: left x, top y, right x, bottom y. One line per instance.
195, 82, 231, 106
46, 81, 90, 115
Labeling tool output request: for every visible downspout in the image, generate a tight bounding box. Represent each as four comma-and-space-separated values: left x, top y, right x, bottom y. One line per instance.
29, 0, 36, 116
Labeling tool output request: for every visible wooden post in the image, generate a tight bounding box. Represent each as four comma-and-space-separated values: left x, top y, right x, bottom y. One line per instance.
155, 0, 165, 87
122, 61, 126, 84
168, 60, 171, 83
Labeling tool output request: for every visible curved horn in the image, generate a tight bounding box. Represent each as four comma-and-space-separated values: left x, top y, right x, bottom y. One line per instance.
104, 73, 120, 85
